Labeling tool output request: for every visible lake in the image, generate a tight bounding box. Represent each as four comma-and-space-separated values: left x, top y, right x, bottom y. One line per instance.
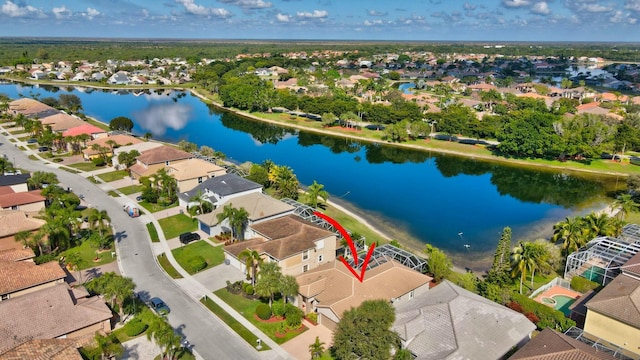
0, 83, 623, 270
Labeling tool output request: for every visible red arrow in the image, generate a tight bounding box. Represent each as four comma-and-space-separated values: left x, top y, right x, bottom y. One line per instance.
314, 211, 376, 282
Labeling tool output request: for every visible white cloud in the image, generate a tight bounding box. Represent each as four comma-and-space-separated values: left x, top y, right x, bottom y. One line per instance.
463, 2, 477, 11
1, 0, 46, 18
626, 0, 640, 12
364, 19, 383, 26
218, 0, 272, 10
52, 5, 72, 19
502, 0, 530, 8
296, 10, 328, 19
582, 3, 613, 12
610, 10, 626, 22
175, 0, 231, 17
531, 2, 550, 14
276, 13, 290, 22
83, 7, 100, 19
368, 9, 387, 16
565, 0, 614, 13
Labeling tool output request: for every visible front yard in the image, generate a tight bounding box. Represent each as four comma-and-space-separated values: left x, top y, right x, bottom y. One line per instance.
60, 237, 115, 270
138, 200, 177, 213
158, 213, 197, 240
97, 170, 129, 182
172, 241, 225, 274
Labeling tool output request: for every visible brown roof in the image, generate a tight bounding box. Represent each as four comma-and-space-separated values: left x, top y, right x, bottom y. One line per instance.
510, 328, 615, 360
296, 260, 432, 319
169, 158, 225, 181
585, 273, 640, 328
0, 338, 83, 360
621, 251, 640, 277
39, 113, 86, 132
197, 193, 294, 226
135, 145, 192, 165
0, 190, 45, 208
0, 248, 35, 262
8, 99, 55, 117
0, 284, 112, 353
0, 260, 66, 295
0, 210, 46, 238
82, 134, 143, 156
0, 187, 14, 196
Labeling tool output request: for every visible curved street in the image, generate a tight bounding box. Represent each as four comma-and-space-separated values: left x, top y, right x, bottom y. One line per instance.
0, 131, 289, 359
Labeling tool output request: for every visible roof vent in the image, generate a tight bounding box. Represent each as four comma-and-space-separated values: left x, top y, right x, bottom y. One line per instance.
221, 180, 226, 184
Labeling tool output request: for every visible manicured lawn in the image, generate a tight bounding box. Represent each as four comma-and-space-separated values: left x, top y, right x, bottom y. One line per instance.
139, 201, 177, 213
60, 239, 115, 271
157, 253, 183, 279
320, 203, 387, 246
61, 167, 81, 174
108, 190, 119, 197
28, 155, 37, 161
158, 214, 197, 240
97, 170, 129, 182
118, 184, 144, 195
8, 129, 27, 135
214, 288, 308, 344
172, 241, 224, 274
201, 296, 270, 351
147, 223, 160, 243
87, 176, 100, 184
67, 161, 107, 172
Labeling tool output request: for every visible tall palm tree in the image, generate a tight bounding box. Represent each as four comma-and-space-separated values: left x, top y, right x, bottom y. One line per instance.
306, 180, 329, 208
88, 208, 111, 239
279, 274, 299, 304
27, 171, 59, 190
65, 252, 85, 284
552, 216, 588, 256
309, 336, 326, 359
238, 249, 262, 286
584, 212, 615, 239
511, 242, 536, 295
614, 194, 639, 220
147, 316, 182, 360
94, 331, 124, 360
254, 262, 282, 308
216, 204, 250, 240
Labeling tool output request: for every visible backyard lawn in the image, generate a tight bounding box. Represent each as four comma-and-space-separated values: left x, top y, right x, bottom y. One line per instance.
214, 288, 308, 344
172, 241, 225, 274
158, 213, 197, 240
97, 170, 129, 182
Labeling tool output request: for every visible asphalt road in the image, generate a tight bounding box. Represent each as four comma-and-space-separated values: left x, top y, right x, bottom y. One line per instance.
0, 136, 263, 359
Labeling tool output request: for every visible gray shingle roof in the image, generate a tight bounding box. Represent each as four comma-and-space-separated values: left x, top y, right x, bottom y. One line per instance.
179, 173, 261, 202
0, 174, 30, 187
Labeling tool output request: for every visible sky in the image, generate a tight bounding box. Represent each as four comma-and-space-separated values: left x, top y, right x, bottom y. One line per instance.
0, 0, 639, 42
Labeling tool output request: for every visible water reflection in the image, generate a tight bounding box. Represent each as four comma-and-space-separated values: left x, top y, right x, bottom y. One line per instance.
219, 112, 296, 145
133, 102, 193, 136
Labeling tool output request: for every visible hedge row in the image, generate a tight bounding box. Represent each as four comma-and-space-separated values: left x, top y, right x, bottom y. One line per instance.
510, 293, 576, 332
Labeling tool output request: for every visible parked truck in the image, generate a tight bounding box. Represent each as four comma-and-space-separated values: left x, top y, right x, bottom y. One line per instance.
123, 202, 140, 217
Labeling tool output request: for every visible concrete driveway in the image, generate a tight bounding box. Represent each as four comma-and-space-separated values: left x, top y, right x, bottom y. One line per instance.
192, 260, 245, 292
281, 321, 333, 360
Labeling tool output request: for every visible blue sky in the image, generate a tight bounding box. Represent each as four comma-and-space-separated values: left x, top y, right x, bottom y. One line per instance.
0, 0, 639, 41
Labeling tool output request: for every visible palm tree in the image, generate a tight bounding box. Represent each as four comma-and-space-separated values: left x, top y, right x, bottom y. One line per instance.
89, 208, 111, 239
511, 242, 536, 295
147, 316, 182, 360
306, 180, 329, 208
27, 171, 59, 190
584, 212, 615, 239
216, 204, 250, 240
143, 132, 153, 141
110, 276, 136, 323
309, 336, 326, 359
552, 216, 588, 256
614, 194, 639, 220
279, 274, 299, 304
65, 252, 85, 284
188, 190, 207, 215
238, 249, 262, 286
94, 331, 124, 360
254, 262, 282, 308
269, 165, 299, 199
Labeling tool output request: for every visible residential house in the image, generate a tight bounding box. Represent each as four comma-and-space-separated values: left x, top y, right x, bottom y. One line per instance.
111, 142, 163, 170
392, 280, 535, 360
107, 72, 130, 85
254, 68, 272, 76
296, 259, 432, 331
0, 210, 46, 251
40, 113, 86, 133
0, 338, 85, 359
0, 255, 66, 301
62, 124, 108, 140
580, 250, 640, 358
91, 72, 106, 82
178, 173, 262, 209
0, 248, 35, 263
0, 284, 112, 353
167, 158, 227, 193
128, 145, 192, 179
510, 328, 616, 360
82, 134, 143, 161
0, 190, 46, 213
224, 214, 334, 277
0, 174, 30, 193
8, 98, 58, 119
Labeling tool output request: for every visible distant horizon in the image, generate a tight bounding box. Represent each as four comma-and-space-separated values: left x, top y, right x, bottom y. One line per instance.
0, 1, 639, 42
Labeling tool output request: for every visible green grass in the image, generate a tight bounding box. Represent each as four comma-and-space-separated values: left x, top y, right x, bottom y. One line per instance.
118, 184, 144, 195
158, 214, 197, 240
8, 129, 27, 135
214, 288, 308, 344
201, 296, 271, 351
108, 190, 119, 197
320, 203, 386, 246
28, 155, 37, 161
85, 118, 110, 131
172, 242, 225, 275
97, 170, 129, 182
139, 200, 177, 213
60, 239, 115, 271
147, 222, 160, 243
157, 253, 183, 279
60, 167, 81, 174
87, 176, 100, 184
67, 161, 106, 171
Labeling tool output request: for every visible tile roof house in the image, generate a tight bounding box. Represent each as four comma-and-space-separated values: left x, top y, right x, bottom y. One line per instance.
224, 215, 335, 277
0, 210, 46, 251
0, 248, 35, 263
62, 124, 108, 139
0, 257, 66, 301
0, 174, 30, 193
0, 190, 46, 213
0, 284, 112, 353
8, 99, 59, 119
510, 328, 616, 360
82, 134, 143, 160
0, 338, 85, 360
581, 250, 640, 358
129, 145, 192, 179
178, 173, 262, 208
296, 260, 432, 331
392, 280, 536, 360
111, 142, 163, 170
167, 158, 227, 193
196, 192, 294, 237
39, 113, 86, 132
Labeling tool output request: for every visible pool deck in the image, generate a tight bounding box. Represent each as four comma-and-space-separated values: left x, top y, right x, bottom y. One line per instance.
534, 285, 582, 307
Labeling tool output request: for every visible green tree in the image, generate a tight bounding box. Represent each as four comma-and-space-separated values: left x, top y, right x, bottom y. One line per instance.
216, 204, 249, 240
94, 331, 124, 360
178, 139, 197, 152
109, 116, 134, 132
511, 241, 547, 294
309, 336, 326, 359
279, 274, 299, 304
247, 163, 269, 187
321, 112, 337, 127
238, 248, 263, 286
65, 252, 85, 284
117, 150, 140, 169
552, 216, 588, 256
58, 94, 83, 113
146, 315, 182, 360
143, 132, 153, 140
486, 227, 512, 285
27, 171, 59, 190
306, 180, 328, 208
268, 165, 299, 199
614, 193, 639, 220
423, 244, 452, 282
88, 208, 111, 239
455, 271, 478, 292
333, 299, 400, 360
254, 261, 282, 308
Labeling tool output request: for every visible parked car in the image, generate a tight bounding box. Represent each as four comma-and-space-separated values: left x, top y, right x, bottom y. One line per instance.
135, 195, 143, 201
179, 232, 201, 244
149, 297, 170, 315
27, 138, 38, 144
38, 146, 49, 152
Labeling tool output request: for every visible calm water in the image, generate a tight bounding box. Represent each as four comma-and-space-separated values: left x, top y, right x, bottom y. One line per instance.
0, 83, 622, 269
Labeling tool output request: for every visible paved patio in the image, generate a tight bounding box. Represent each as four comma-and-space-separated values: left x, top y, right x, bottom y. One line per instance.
280, 321, 333, 360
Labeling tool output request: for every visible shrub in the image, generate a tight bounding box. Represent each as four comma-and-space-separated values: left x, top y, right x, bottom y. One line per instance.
272, 300, 286, 317
123, 318, 148, 336
92, 157, 106, 166
306, 312, 318, 324
245, 285, 254, 296
52, 157, 64, 163
256, 303, 272, 320
242, 282, 249, 293
571, 276, 601, 293
285, 305, 303, 328
511, 293, 576, 332
188, 255, 207, 273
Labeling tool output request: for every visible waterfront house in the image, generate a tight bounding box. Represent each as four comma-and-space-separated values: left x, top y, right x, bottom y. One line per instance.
510, 328, 616, 360
224, 214, 335, 277
111, 142, 163, 170
40, 113, 86, 133
0, 210, 46, 251
62, 124, 108, 140
392, 280, 536, 360
128, 145, 192, 179
82, 134, 143, 161
178, 173, 262, 209
167, 158, 227, 193
107, 72, 130, 85
8, 98, 59, 119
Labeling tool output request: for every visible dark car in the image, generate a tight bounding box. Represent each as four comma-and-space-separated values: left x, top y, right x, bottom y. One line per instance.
149, 297, 170, 315
38, 146, 49, 152
179, 232, 201, 244
135, 195, 143, 201
27, 138, 38, 144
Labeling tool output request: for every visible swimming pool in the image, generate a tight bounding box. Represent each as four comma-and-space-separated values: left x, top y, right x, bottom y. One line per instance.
553, 295, 576, 316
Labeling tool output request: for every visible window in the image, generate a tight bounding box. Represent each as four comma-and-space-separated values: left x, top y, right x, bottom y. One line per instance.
409, 290, 415, 300
165, 161, 170, 166
198, 177, 203, 183
302, 250, 309, 261
302, 264, 309, 273
318, 255, 324, 263
0, 294, 8, 301
316, 239, 324, 249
